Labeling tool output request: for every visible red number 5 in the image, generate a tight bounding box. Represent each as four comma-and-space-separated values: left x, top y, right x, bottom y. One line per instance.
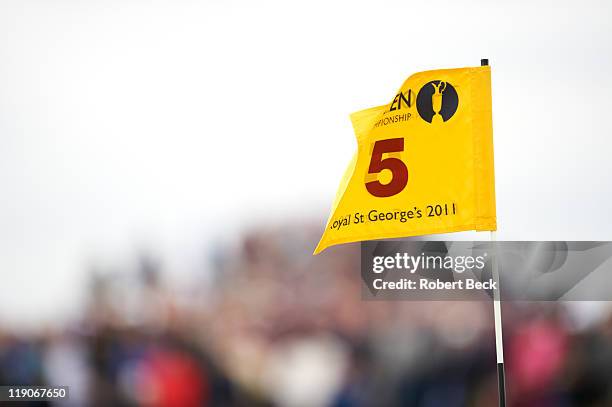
365, 138, 408, 197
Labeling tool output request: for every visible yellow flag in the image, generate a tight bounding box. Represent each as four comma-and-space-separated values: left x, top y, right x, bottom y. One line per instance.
314, 65, 496, 254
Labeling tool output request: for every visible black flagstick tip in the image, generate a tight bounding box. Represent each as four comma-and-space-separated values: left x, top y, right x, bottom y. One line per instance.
497, 362, 507, 406
481, 58, 489, 66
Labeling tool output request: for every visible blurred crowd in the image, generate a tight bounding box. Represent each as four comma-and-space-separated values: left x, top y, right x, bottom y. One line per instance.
2, 225, 612, 406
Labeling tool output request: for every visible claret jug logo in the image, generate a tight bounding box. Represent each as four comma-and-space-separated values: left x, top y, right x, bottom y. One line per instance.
416, 80, 459, 123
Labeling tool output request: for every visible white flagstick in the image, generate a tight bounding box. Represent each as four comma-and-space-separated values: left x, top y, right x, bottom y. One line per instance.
490, 230, 506, 407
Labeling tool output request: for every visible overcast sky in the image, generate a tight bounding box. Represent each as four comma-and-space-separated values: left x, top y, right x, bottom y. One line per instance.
1, 0, 611, 328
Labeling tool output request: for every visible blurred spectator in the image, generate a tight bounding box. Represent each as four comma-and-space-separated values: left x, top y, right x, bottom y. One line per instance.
1, 224, 612, 406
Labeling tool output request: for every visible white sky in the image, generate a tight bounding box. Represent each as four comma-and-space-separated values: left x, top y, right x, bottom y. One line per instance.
0, 0, 611, 328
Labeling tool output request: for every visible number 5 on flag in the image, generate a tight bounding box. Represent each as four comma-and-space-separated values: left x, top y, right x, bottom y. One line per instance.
365, 138, 408, 198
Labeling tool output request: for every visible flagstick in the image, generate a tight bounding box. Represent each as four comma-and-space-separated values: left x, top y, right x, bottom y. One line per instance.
490, 231, 506, 407
483, 54, 506, 407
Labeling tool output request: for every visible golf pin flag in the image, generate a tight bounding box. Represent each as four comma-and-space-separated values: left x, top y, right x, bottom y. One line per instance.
314, 65, 496, 254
